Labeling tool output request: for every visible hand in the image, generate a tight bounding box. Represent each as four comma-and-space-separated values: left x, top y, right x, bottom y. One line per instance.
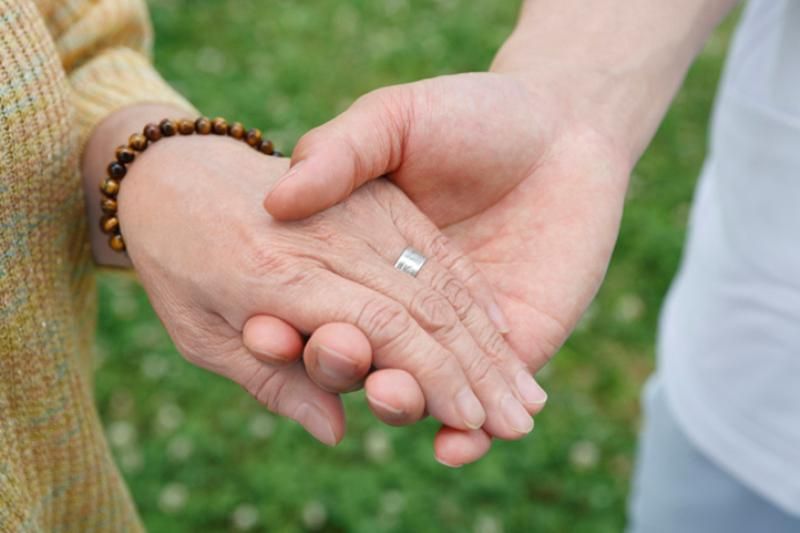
115, 132, 544, 445
262, 72, 631, 463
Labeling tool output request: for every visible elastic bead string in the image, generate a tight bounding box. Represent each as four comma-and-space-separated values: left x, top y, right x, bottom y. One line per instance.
99, 117, 283, 252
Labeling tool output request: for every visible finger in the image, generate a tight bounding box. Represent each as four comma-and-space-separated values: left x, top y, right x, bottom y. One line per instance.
303, 322, 372, 393
192, 327, 345, 447
364, 369, 426, 426
325, 249, 533, 439
242, 314, 305, 365
261, 267, 486, 432
412, 251, 547, 413
370, 184, 548, 413
433, 427, 493, 468
264, 86, 412, 221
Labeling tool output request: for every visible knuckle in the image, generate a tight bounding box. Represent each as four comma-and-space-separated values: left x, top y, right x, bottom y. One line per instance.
247, 247, 322, 287
469, 321, 511, 366
450, 253, 482, 286
463, 355, 495, 389
428, 235, 484, 287
357, 300, 412, 348
250, 368, 289, 414
411, 347, 455, 383
431, 270, 474, 316
410, 289, 458, 333
427, 234, 453, 263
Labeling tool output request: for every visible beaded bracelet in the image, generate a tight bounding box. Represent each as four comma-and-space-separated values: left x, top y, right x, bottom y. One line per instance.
99, 117, 283, 252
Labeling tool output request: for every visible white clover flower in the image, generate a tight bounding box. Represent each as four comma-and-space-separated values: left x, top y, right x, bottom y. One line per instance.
570, 440, 600, 471
167, 435, 194, 462
159, 483, 188, 514
141, 353, 169, 381
156, 403, 184, 432
474, 514, 504, 533
615, 293, 645, 323
119, 448, 143, 474
364, 427, 393, 463
107, 420, 136, 448
231, 503, 259, 531
248, 413, 276, 440
302, 500, 327, 531
380, 490, 406, 515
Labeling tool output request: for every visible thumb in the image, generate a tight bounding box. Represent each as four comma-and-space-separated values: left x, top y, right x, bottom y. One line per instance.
264, 86, 413, 220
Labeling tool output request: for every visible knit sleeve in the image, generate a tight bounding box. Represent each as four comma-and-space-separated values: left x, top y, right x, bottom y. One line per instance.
53, 0, 197, 148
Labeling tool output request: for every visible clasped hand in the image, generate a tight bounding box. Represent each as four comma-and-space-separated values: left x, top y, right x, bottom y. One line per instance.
118, 133, 544, 458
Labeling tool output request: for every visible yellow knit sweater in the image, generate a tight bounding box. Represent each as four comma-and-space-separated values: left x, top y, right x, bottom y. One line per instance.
0, 1, 192, 530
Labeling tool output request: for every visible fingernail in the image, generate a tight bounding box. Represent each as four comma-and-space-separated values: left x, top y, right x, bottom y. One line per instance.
515, 370, 548, 406
501, 395, 534, 434
317, 345, 357, 381
294, 403, 338, 446
435, 455, 462, 468
488, 303, 511, 334
366, 394, 405, 417
455, 388, 486, 430
269, 161, 304, 195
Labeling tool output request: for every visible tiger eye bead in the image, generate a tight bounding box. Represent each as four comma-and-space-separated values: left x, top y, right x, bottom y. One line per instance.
101, 197, 118, 214
257, 139, 275, 155
178, 119, 195, 135
245, 128, 262, 147
116, 146, 135, 164
143, 123, 162, 142
100, 178, 121, 196
212, 117, 228, 135
107, 162, 126, 179
109, 234, 126, 252
159, 119, 177, 137
129, 134, 148, 151
228, 122, 245, 140
100, 215, 119, 234
195, 117, 212, 134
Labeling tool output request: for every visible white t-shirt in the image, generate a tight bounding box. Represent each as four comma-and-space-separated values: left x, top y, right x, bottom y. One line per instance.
660, 0, 800, 515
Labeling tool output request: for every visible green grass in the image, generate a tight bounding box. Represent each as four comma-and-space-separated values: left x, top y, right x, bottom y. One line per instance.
95, 2, 738, 531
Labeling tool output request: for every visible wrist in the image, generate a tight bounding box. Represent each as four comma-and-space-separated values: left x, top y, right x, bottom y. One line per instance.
82, 103, 194, 268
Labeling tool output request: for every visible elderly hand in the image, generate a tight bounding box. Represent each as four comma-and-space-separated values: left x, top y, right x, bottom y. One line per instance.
261, 71, 631, 464
101, 122, 544, 447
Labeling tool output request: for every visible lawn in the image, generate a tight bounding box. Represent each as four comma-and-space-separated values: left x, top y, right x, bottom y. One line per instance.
95, 1, 738, 531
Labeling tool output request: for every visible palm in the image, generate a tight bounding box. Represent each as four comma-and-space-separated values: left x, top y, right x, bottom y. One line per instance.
417, 130, 628, 372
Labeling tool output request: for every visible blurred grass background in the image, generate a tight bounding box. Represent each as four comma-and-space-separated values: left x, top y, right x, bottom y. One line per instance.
94, 1, 739, 531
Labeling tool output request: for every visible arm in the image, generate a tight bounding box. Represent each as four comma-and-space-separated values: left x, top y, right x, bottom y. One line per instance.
261, 0, 738, 466
492, 0, 739, 162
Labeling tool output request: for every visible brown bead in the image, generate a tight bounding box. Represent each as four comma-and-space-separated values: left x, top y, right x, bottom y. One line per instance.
228, 122, 245, 140
116, 145, 135, 164
109, 234, 126, 252
107, 162, 126, 179
100, 178, 121, 196
143, 123, 162, 142
245, 128, 262, 147
160, 119, 177, 137
101, 197, 118, 214
129, 134, 148, 151
178, 118, 195, 135
195, 117, 212, 135
100, 215, 119, 234
212, 117, 228, 135
257, 139, 275, 155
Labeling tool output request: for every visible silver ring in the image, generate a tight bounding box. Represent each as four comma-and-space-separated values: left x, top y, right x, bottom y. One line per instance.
394, 247, 427, 277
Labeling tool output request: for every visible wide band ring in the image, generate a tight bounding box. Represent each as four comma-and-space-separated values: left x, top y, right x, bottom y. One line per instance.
394, 247, 427, 278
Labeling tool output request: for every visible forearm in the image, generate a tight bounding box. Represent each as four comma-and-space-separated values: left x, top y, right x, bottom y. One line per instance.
81, 103, 194, 268
492, 0, 738, 163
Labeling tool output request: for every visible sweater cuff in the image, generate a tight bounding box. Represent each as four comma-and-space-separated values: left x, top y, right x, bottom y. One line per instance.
69, 47, 197, 150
